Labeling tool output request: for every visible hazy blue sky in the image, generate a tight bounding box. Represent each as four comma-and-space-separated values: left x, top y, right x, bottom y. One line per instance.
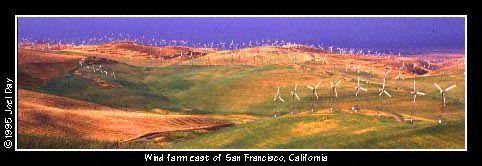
18, 17, 465, 50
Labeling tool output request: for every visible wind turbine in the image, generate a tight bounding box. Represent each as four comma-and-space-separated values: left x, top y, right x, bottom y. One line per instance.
353, 76, 367, 113
320, 55, 328, 64
307, 81, 321, 100
344, 60, 350, 74
456, 59, 463, 73
383, 69, 391, 80
290, 84, 301, 115
378, 77, 392, 117
394, 68, 405, 90
354, 65, 360, 75
307, 81, 321, 112
273, 86, 285, 118
409, 80, 425, 124
434, 83, 456, 124
330, 80, 342, 112
425, 60, 432, 70
434, 83, 456, 110
238, 50, 242, 65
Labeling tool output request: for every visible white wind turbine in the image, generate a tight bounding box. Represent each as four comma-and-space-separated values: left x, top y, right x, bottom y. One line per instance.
409, 80, 425, 124
307, 81, 321, 112
290, 84, 301, 115
330, 80, 342, 112
378, 77, 392, 117
320, 55, 328, 64
307, 81, 321, 100
344, 60, 350, 74
425, 60, 432, 70
354, 65, 360, 75
383, 69, 391, 80
434, 83, 456, 124
394, 68, 405, 90
273, 86, 285, 118
379, 78, 391, 98
353, 76, 367, 113
434, 83, 456, 110
456, 59, 463, 73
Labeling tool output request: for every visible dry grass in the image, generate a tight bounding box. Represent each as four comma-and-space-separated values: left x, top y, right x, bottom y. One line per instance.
352, 127, 377, 135
292, 119, 339, 136
18, 48, 84, 64
18, 89, 231, 142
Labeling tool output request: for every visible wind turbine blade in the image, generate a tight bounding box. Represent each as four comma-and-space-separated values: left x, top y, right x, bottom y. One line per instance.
330, 81, 334, 87
417, 92, 426, 96
335, 80, 342, 86
315, 91, 319, 99
295, 93, 300, 101
279, 96, 285, 102
445, 84, 457, 92
334, 88, 338, 97
360, 87, 367, 92
295, 84, 298, 91
307, 86, 314, 90
434, 83, 443, 91
315, 81, 321, 89
379, 91, 383, 96
413, 94, 417, 102
384, 91, 392, 98
413, 80, 416, 90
